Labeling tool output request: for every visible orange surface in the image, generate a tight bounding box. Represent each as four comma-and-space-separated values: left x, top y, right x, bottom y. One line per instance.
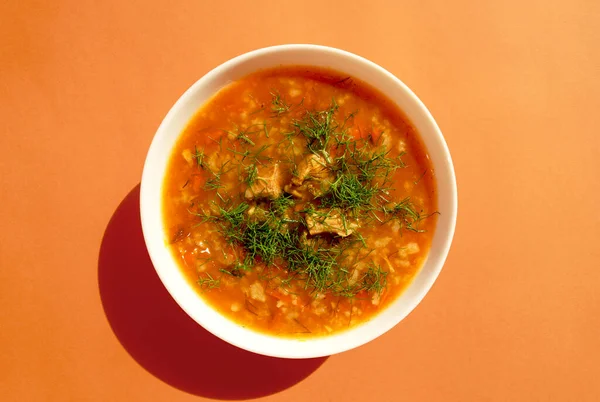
1, 1, 599, 401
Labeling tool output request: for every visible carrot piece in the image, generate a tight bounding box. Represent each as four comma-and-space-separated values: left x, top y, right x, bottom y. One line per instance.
182, 251, 195, 267
349, 114, 365, 140
191, 174, 204, 192
265, 287, 294, 304
378, 288, 388, 305
370, 127, 383, 144
350, 125, 363, 140
355, 290, 368, 299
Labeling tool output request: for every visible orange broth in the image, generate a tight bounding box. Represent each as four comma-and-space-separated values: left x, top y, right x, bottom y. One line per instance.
162, 66, 437, 337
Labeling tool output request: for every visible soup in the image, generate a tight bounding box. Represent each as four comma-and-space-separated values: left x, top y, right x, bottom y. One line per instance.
162, 66, 437, 337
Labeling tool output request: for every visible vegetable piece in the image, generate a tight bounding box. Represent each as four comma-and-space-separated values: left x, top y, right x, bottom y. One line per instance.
244, 164, 283, 200
286, 153, 335, 199
305, 208, 359, 237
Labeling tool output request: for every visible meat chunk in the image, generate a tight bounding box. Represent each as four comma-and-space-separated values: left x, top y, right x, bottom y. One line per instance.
293, 153, 331, 184
245, 205, 269, 222
379, 132, 392, 152
286, 153, 335, 199
244, 164, 283, 200
205, 151, 225, 172
399, 242, 420, 258
305, 209, 359, 237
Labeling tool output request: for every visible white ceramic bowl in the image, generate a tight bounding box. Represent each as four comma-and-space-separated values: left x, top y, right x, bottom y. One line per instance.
140, 44, 457, 359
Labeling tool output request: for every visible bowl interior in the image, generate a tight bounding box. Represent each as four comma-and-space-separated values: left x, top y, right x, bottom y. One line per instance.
140, 45, 457, 358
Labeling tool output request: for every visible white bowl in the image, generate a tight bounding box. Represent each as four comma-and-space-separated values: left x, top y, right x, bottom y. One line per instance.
140, 44, 457, 359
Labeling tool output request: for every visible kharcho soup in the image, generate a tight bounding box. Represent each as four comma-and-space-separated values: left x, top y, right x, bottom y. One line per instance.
162, 66, 437, 337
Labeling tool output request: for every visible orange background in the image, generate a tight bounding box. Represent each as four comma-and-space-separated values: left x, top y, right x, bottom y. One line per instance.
1, 1, 599, 401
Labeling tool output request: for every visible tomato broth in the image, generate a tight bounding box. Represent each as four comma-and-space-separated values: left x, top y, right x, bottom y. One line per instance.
163, 66, 437, 337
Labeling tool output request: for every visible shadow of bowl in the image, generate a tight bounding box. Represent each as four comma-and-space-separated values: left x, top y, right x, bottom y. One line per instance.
98, 185, 328, 400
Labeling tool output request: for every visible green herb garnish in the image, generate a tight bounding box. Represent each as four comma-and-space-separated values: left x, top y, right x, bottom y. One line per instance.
186, 93, 435, 297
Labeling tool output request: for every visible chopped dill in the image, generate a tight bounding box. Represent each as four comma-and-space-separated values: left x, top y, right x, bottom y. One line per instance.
271, 91, 291, 115
183, 93, 435, 298
193, 146, 205, 169
224, 123, 267, 146
321, 173, 377, 211
272, 194, 295, 216
245, 164, 259, 186
292, 99, 343, 152
197, 273, 221, 290
220, 267, 243, 278
414, 169, 427, 185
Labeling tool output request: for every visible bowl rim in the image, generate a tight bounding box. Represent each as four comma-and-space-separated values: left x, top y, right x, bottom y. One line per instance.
140, 44, 457, 358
